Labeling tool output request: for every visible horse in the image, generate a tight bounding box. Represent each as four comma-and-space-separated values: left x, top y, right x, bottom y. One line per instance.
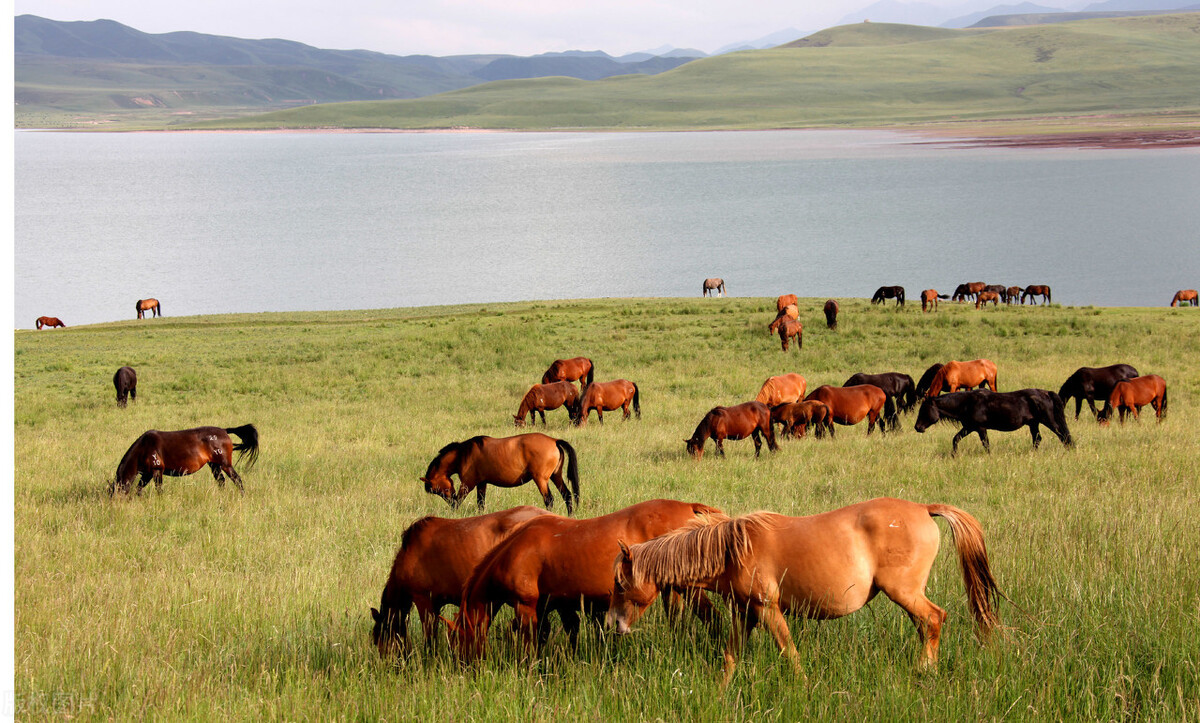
769, 400, 832, 438
914, 389, 1072, 456
843, 371, 917, 430
513, 381, 578, 427
951, 282, 986, 302
606, 497, 1002, 685
370, 506, 553, 657
703, 278, 726, 297
823, 299, 838, 330
776, 294, 797, 311
1005, 286, 1022, 305
570, 379, 640, 426
767, 304, 798, 335
1170, 289, 1198, 307
805, 385, 891, 436
1058, 364, 1140, 419
541, 357, 594, 386
754, 373, 807, 407
1021, 285, 1051, 305
983, 284, 1007, 298
1097, 375, 1168, 425
924, 359, 998, 397
975, 291, 1000, 308
35, 316, 66, 329
685, 402, 777, 459
777, 318, 802, 352
451, 499, 725, 660
113, 366, 137, 408
110, 424, 259, 496
871, 286, 905, 306
421, 433, 580, 514
135, 298, 161, 319
920, 290, 948, 312
915, 363, 945, 397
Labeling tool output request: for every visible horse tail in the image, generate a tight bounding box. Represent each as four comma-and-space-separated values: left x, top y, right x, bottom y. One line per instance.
35, 318, 43, 329
884, 394, 897, 430
926, 504, 1002, 642
632, 383, 641, 420
556, 439, 580, 506
1045, 288, 1050, 304
586, 362, 594, 387
1049, 392, 1073, 447
157, 300, 162, 316
226, 424, 260, 470
1161, 384, 1168, 419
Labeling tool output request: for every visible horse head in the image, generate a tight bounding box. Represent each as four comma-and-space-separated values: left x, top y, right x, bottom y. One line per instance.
606, 540, 657, 635
370, 606, 405, 659
913, 398, 940, 433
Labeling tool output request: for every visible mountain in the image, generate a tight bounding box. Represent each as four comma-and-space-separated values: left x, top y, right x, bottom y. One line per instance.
470, 53, 694, 82
713, 28, 810, 55
942, 3, 1066, 27
1082, 0, 1198, 8
837, 0, 970, 26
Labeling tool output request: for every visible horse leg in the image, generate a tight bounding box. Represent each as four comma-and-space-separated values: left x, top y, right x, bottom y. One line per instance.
977, 429, 991, 453
887, 591, 947, 668
550, 468, 574, 515
756, 602, 803, 679
715, 437, 726, 457
514, 599, 540, 659
537, 409, 546, 426
560, 606, 583, 650
413, 597, 438, 650
950, 428, 972, 457
210, 462, 227, 489
751, 431, 762, 457
1029, 423, 1042, 449
622, 402, 631, 421
534, 477, 554, 510
475, 483, 488, 511
722, 605, 759, 687
596, 409, 604, 425
226, 467, 246, 494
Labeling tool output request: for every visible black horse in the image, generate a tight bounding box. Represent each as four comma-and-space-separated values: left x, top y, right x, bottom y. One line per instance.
871, 286, 905, 306
914, 389, 1073, 456
982, 284, 1007, 301
843, 371, 917, 430
823, 299, 839, 330
1058, 364, 1140, 419
114, 366, 137, 408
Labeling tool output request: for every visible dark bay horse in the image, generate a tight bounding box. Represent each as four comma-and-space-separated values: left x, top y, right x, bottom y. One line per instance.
113, 366, 137, 407
607, 497, 1002, 684
1005, 286, 1022, 305
777, 318, 802, 351
1021, 285, 1051, 305
686, 401, 777, 459
824, 299, 838, 330
421, 433, 580, 514
111, 424, 259, 495
1098, 375, 1168, 425
570, 379, 640, 426
542, 357, 594, 386
805, 384, 891, 436
920, 290, 948, 312
871, 286, 905, 306
371, 506, 553, 657
452, 499, 724, 660
513, 381, 579, 427
975, 291, 1000, 308
914, 389, 1072, 456
924, 359, 998, 396
951, 282, 985, 302
136, 298, 161, 318
843, 371, 917, 430
35, 316, 66, 329
754, 373, 806, 407
703, 278, 726, 297
1058, 364, 1139, 419
770, 400, 832, 438
1170, 289, 1198, 307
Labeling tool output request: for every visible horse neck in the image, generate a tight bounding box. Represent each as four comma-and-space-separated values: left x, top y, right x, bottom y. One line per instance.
431, 448, 461, 478
690, 416, 713, 444
515, 392, 535, 419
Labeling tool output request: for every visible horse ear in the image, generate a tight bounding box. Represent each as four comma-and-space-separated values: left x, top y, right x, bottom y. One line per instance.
617, 539, 630, 557
419, 476, 428, 483
371, 607, 380, 622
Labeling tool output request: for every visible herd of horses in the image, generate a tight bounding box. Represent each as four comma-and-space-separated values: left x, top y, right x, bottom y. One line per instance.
872, 283, 1052, 309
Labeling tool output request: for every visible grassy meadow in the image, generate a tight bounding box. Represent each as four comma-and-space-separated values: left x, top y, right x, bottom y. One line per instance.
13, 297, 1200, 719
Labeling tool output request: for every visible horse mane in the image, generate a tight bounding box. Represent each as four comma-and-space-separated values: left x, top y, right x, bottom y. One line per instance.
926, 364, 950, 396
623, 512, 778, 589
425, 436, 488, 477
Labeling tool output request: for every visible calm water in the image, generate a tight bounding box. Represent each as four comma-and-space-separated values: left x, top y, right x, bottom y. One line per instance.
14, 130, 1200, 327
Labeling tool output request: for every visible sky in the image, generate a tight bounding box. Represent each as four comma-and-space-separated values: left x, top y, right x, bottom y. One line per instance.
11, 0, 965, 57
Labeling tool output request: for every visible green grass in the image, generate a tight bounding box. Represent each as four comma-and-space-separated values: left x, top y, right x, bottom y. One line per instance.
14, 298, 1200, 719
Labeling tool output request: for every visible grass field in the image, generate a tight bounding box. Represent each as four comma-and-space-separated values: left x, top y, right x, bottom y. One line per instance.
14, 298, 1199, 719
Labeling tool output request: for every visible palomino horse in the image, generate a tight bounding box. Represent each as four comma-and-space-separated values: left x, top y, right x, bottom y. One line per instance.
843, 371, 917, 430
35, 316, 66, 329
606, 497, 1002, 684
541, 357, 594, 386
1058, 364, 1139, 419
777, 319, 802, 351
805, 384, 891, 436
951, 282, 986, 302
776, 294, 797, 311
513, 381, 579, 427
452, 499, 724, 660
1006, 286, 1022, 305
769, 400, 832, 438
824, 299, 838, 330
370, 506, 553, 657
570, 379, 640, 426
1170, 289, 1198, 307
703, 278, 726, 297
871, 286, 905, 306
767, 304, 798, 335
686, 402, 777, 459
135, 298, 161, 318
421, 433, 580, 514
924, 359, 998, 396
920, 290, 948, 312
110, 424, 259, 496
1098, 375, 1168, 425
975, 291, 1000, 308
754, 373, 806, 407
915, 389, 1072, 456
113, 366, 137, 408
1021, 285, 1051, 305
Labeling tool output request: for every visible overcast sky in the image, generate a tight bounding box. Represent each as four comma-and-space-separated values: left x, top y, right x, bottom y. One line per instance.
12, 0, 964, 56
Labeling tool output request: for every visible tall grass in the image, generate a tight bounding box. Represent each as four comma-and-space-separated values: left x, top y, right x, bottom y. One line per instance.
14, 298, 1199, 719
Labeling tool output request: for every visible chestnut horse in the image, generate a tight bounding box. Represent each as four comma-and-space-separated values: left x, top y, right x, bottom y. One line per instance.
920, 290, 948, 312
606, 497, 1002, 684
767, 304, 798, 335
35, 316, 65, 329
843, 371, 917, 430
1021, 285, 1051, 305
513, 381, 579, 427
754, 373, 806, 407
951, 282, 986, 302
805, 384, 891, 436
110, 424, 259, 496
421, 433, 580, 514
452, 499, 725, 660
777, 319, 802, 352
541, 357, 594, 386
871, 286, 905, 306
370, 506, 553, 657
1005, 286, 1022, 305
1170, 289, 1198, 307
975, 291, 1000, 308
686, 401, 777, 459
703, 278, 726, 297
770, 400, 832, 438
1098, 375, 1168, 425
776, 294, 797, 311
824, 299, 838, 330
1058, 364, 1139, 419
915, 389, 1072, 456
924, 359, 998, 397
570, 379, 641, 426
113, 366, 137, 408
135, 298, 161, 318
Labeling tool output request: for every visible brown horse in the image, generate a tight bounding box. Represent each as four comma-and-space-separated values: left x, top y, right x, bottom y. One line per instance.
975, 291, 1000, 308
370, 506, 553, 657
920, 290, 948, 312
135, 298, 161, 319
570, 379, 641, 426
606, 497, 1002, 684
541, 357, 594, 386
776, 294, 797, 311
421, 433, 580, 514
754, 373, 807, 407
513, 381, 579, 427
777, 318, 802, 352
871, 286, 905, 306
951, 282, 986, 302
35, 316, 66, 329
113, 366, 137, 407
703, 278, 727, 297
1021, 285, 1051, 305
110, 424, 259, 496
1098, 375, 1168, 425
767, 304, 799, 335
770, 400, 832, 438
1005, 286, 1022, 305
686, 401, 777, 459
1170, 289, 1198, 307
805, 384, 891, 436
924, 359, 998, 397
452, 499, 724, 660
824, 299, 838, 330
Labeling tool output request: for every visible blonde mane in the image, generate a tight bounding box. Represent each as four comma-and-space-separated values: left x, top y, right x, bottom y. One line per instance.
623, 512, 779, 589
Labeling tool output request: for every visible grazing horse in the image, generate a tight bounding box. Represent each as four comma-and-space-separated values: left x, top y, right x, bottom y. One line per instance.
767, 304, 798, 335
35, 316, 66, 329
754, 373, 807, 407
703, 278, 726, 297
983, 284, 1007, 298
1021, 285, 1051, 305
843, 371, 917, 430
110, 424, 259, 496
770, 400, 832, 438
421, 433, 580, 514
686, 402, 777, 459
777, 319, 802, 352
920, 290, 948, 312
135, 298, 161, 318
871, 286, 905, 306
513, 381, 579, 427
776, 294, 797, 311
1005, 286, 1022, 305
915, 389, 1072, 456
915, 363, 946, 398
370, 506, 553, 657
1098, 375, 1167, 425
975, 291, 1001, 308
570, 379, 641, 426
113, 366, 137, 408
1170, 289, 1198, 307
452, 499, 725, 660
606, 497, 1002, 684
805, 384, 891, 436
924, 359, 998, 397
1058, 364, 1139, 419
824, 299, 838, 330
951, 282, 986, 302
541, 357, 594, 386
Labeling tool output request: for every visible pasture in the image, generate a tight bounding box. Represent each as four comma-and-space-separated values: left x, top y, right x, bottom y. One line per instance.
14, 297, 1199, 719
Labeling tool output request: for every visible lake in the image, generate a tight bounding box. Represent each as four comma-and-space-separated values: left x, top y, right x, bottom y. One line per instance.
14, 129, 1200, 327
